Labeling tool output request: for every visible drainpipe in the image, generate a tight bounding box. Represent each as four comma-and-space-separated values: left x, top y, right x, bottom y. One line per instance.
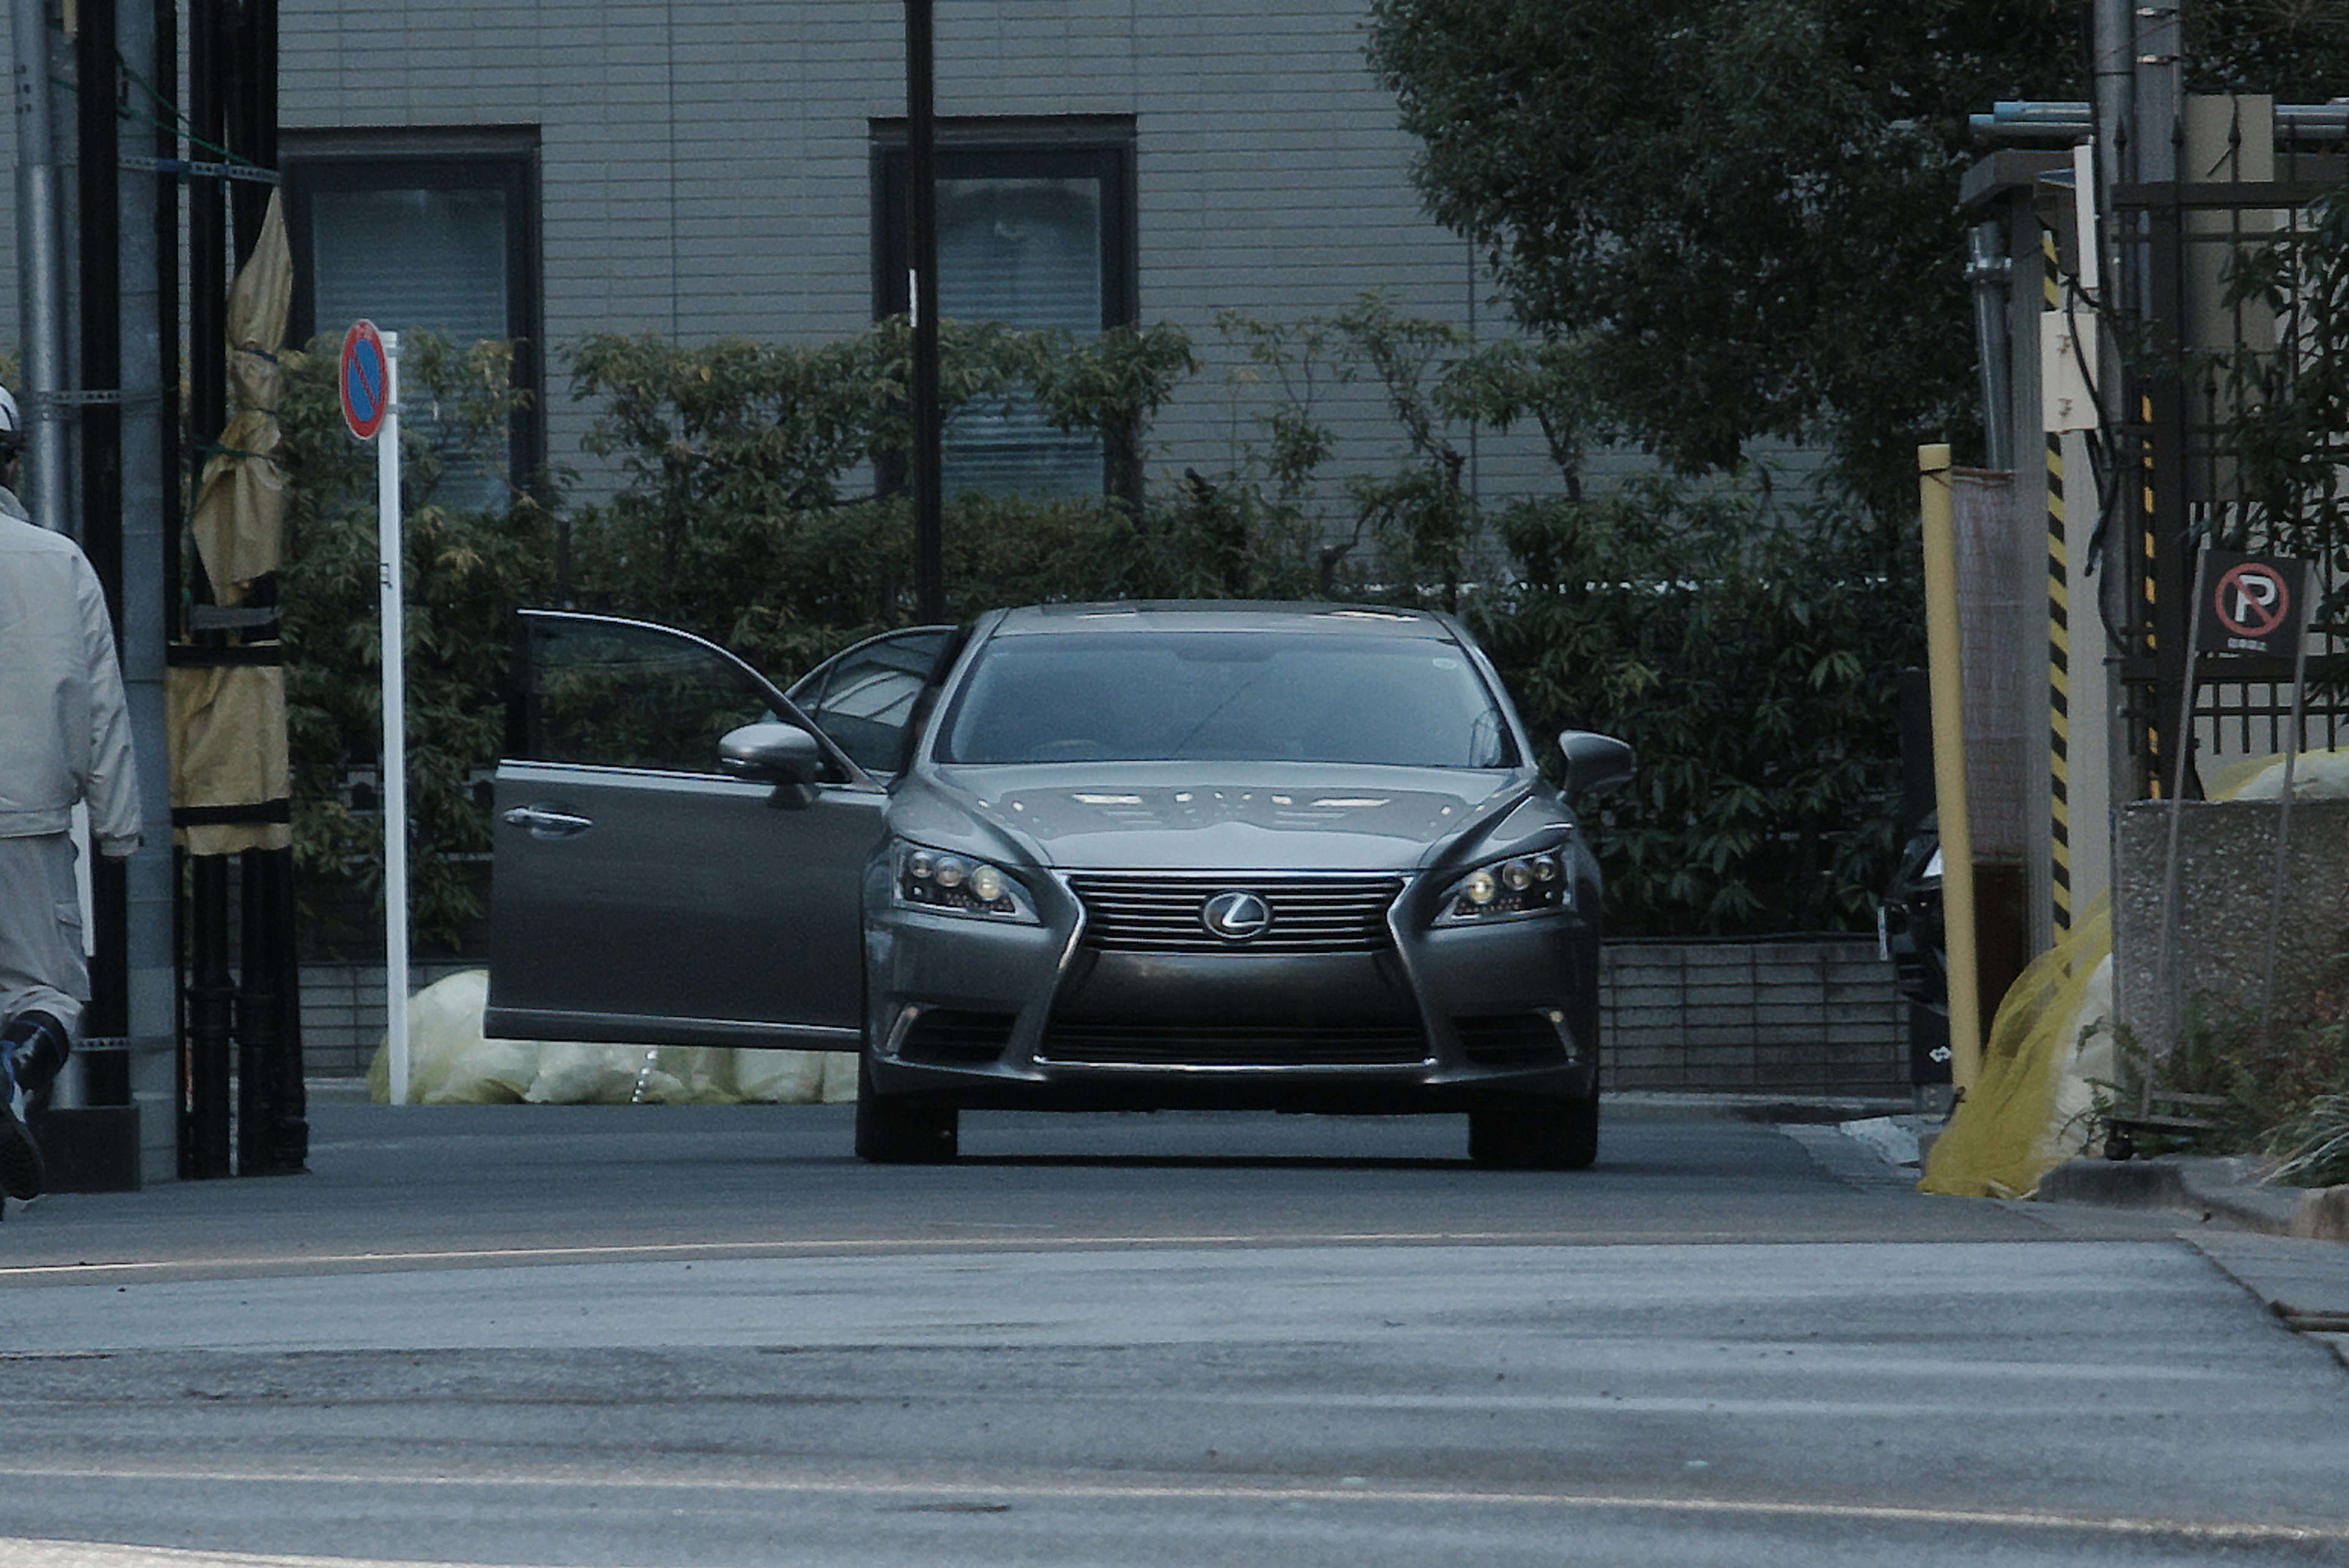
1966, 221, 2014, 472
13, 0, 70, 538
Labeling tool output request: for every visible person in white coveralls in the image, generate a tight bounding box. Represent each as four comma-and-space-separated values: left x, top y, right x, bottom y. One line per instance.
0, 384, 143, 1200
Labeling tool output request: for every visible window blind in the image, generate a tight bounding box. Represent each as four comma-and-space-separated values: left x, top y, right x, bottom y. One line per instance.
937, 176, 1105, 499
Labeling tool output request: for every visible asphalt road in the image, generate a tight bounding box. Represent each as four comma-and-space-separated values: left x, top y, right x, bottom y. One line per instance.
2, 1100, 2345, 1567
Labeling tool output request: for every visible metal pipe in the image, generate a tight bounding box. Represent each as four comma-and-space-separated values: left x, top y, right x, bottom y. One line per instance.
1920, 445, 1984, 1093
379, 332, 412, 1108
116, 0, 176, 1186
1972, 102, 2349, 142
14, 0, 70, 539
1967, 221, 2014, 472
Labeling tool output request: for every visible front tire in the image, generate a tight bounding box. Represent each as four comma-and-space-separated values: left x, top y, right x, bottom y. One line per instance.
1469, 1090, 1600, 1170
854, 1053, 958, 1163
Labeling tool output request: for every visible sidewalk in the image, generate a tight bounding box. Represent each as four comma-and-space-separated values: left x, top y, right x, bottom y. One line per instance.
1815, 1113, 2349, 1370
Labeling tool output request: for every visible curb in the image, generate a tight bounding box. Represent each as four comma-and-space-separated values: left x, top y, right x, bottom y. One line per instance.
2037, 1154, 2305, 1236
1608, 1093, 1915, 1126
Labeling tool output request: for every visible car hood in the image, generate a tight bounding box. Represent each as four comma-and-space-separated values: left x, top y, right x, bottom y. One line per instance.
903, 762, 1534, 872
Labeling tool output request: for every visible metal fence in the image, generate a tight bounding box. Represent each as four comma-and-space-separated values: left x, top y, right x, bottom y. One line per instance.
2112, 138, 2349, 797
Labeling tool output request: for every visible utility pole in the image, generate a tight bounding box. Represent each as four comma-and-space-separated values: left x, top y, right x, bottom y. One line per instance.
2090, 0, 2183, 810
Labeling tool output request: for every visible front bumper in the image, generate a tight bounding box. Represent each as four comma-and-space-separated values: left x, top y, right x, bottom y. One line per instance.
863, 870, 1600, 1113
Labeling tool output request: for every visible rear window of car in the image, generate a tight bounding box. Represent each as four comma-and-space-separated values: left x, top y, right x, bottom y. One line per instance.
937, 630, 1516, 768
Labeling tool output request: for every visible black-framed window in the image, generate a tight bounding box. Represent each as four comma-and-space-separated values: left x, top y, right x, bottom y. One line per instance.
875, 125, 1137, 499
283, 133, 543, 507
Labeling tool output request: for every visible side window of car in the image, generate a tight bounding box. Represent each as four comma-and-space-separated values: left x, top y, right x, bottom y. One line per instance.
800, 630, 952, 776
517, 618, 781, 774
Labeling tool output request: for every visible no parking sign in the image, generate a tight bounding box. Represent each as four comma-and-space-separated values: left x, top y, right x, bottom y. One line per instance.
339, 319, 390, 441
2195, 549, 2314, 658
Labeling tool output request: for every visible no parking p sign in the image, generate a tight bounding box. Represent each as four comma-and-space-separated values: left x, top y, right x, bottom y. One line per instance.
2195, 549, 2314, 658
339, 319, 390, 441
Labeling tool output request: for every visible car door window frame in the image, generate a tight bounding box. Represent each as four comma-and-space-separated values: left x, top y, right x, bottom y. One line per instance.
509, 609, 881, 789
788, 625, 962, 780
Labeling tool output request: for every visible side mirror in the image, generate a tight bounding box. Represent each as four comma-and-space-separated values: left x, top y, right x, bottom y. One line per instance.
1559, 730, 1635, 797
719, 721, 827, 787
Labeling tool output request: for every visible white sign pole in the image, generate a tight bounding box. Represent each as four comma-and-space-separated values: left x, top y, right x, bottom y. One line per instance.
377, 332, 412, 1106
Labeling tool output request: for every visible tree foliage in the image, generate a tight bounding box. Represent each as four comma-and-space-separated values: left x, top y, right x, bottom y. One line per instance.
1366, 0, 2082, 515
1471, 480, 1921, 934
276, 334, 555, 951
279, 305, 1922, 947
2218, 181, 2349, 643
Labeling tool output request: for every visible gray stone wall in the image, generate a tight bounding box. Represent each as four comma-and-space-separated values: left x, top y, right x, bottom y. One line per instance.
2113, 799, 2349, 1055
1601, 940, 1910, 1098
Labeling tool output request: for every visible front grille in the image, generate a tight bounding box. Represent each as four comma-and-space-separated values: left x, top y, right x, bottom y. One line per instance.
1040, 1019, 1429, 1067
1454, 1012, 1567, 1067
1067, 872, 1403, 954
899, 1009, 1017, 1065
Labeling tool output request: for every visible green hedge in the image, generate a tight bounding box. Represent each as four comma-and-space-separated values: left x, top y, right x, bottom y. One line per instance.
276, 303, 1920, 949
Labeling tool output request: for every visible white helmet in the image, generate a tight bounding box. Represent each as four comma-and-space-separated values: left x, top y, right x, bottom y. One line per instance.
0, 385, 17, 448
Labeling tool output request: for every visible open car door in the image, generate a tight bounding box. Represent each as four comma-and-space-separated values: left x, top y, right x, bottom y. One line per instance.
484, 611, 894, 1052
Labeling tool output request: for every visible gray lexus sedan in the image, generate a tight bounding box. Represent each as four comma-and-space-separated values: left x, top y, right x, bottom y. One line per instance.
485, 601, 1631, 1167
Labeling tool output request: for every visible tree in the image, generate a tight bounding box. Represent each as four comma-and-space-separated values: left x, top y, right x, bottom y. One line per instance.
1365, 0, 2082, 514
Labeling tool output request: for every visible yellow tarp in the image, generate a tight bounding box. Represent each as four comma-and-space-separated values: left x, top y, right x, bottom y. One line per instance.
1920, 894, 2111, 1197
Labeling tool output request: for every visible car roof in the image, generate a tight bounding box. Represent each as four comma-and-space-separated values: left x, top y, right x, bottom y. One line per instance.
988, 601, 1458, 639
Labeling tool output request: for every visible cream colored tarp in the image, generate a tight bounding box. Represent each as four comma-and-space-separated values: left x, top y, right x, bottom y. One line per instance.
173, 190, 294, 855
188, 191, 291, 603
168, 664, 292, 855
1922, 748, 2349, 1197
366, 970, 860, 1106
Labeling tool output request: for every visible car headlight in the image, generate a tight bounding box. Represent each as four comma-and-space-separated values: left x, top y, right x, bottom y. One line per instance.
1432, 850, 1570, 925
893, 841, 1038, 922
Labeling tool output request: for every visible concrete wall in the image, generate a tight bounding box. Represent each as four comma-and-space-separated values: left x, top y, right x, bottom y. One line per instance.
303, 940, 1912, 1098
2113, 798, 2349, 1055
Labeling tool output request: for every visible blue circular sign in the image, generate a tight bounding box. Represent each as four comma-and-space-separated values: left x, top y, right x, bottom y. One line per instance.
340, 320, 388, 440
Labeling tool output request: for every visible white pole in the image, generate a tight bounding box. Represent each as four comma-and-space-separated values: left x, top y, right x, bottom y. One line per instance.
377, 332, 412, 1105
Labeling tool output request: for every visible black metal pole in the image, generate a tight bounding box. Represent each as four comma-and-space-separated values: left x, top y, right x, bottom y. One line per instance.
907, 0, 943, 622
181, 0, 235, 1178
78, 0, 127, 1048
185, 857, 234, 1178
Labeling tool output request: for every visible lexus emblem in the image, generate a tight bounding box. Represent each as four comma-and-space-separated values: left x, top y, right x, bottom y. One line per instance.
1201, 890, 1274, 942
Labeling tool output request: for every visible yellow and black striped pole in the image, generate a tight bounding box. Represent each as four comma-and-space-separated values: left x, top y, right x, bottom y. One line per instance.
2044, 234, 2073, 934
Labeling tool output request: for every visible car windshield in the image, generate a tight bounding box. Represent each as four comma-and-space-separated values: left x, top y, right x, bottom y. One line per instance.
938, 630, 1516, 767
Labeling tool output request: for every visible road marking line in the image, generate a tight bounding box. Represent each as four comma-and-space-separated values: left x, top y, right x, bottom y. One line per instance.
1, 1466, 2342, 1545
0, 1230, 1818, 1282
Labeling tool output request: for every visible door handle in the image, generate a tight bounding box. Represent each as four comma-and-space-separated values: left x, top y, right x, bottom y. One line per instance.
502, 805, 594, 840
